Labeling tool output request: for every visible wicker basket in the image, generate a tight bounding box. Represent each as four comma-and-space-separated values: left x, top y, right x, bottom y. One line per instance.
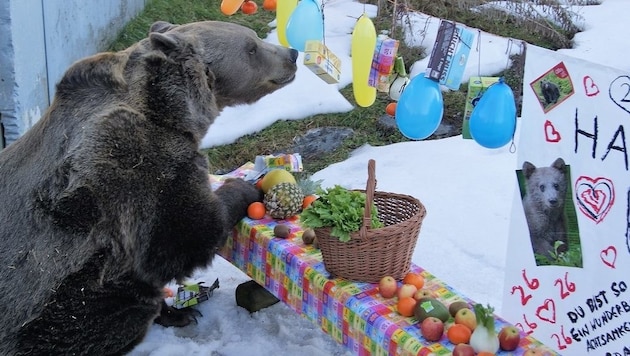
315, 159, 426, 283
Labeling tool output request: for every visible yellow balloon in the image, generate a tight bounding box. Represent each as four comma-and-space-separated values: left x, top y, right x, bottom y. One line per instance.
276, 0, 298, 47
221, 0, 245, 15
351, 14, 377, 108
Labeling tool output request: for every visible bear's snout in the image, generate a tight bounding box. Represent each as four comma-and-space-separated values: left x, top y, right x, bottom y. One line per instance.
288, 48, 298, 63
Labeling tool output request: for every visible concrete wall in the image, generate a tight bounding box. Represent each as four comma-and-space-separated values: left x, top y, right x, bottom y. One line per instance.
0, 0, 146, 147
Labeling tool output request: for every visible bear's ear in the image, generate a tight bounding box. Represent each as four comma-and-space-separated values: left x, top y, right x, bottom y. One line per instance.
522, 161, 536, 179
551, 157, 566, 172
149, 21, 178, 34
149, 32, 181, 54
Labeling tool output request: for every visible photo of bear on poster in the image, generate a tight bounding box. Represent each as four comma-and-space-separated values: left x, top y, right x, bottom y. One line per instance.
502, 45, 629, 355
515, 157, 583, 267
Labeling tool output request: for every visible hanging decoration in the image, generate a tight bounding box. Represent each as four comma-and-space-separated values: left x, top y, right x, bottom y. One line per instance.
285, 0, 323, 52
351, 14, 377, 108
220, 0, 246, 15
388, 56, 410, 101
276, 0, 298, 47
395, 75, 444, 140
469, 77, 517, 149
368, 35, 400, 94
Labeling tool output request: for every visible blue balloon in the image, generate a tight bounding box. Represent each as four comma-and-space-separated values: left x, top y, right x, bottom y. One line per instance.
286, 0, 323, 52
395, 75, 444, 140
469, 77, 517, 149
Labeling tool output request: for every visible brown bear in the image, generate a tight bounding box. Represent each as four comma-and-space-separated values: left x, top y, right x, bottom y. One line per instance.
0, 21, 297, 355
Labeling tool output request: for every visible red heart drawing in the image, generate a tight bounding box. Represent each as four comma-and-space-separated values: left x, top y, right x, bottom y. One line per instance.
536, 298, 556, 324
544, 120, 561, 142
575, 176, 615, 223
601, 246, 617, 268
583, 76, 600, 96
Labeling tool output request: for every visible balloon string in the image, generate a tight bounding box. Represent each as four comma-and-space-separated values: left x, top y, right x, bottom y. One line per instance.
391, 0, 397, 36
476, 29, 481, 78
505, 38, 513, 72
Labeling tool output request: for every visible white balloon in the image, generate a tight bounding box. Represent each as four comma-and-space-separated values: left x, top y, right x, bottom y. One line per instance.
388, 75, 410, 101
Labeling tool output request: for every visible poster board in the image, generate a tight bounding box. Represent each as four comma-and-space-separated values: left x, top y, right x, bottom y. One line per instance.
502, 45, 630, 355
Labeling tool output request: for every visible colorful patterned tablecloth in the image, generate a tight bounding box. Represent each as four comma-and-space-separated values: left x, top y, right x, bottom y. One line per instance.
218, 215, 558, 356
212, 164, 557, 355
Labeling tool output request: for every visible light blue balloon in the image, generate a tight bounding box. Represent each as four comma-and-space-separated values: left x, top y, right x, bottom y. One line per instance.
395, 75, 444, 140
469, 77, 517, 149
286, 0, 323, 52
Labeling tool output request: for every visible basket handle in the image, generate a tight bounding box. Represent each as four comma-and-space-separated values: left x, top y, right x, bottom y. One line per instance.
359, 159, 376, 238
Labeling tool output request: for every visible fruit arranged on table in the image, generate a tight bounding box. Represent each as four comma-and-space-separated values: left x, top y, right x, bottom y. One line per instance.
455, 307, 477, 331
452, 343, 475, 356
396, 297, 417, 317
420, 317, 444, 342
302, 194, 318, 209
264, 182, 304, 219
447, 323, 472, 345
413, 288, 435, 300
402, 272, 425, 290
414, 297, 449, 323
301, 228, 316, 245
378, 275, 397, 299
449, 300, 470, 317
273, 224, 290, 238
260, 169, 297, 193
374, 275, 526, 354
247, 201, 266, 219
397, 283, 418, 299
498, 325, 521, 351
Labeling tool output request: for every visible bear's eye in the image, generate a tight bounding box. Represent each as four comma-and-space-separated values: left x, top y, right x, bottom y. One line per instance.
539, 185, 546, 192
248, 46, 257, 55
553, 183, 559, 190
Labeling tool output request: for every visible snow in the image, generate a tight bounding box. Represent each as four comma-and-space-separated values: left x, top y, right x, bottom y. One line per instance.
130, 1, 629, 355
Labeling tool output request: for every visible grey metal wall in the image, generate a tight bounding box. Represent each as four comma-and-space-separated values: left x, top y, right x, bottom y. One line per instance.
0, 0, 146, 147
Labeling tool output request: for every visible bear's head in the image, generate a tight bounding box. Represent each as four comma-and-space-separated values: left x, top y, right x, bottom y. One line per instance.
147, 21, 298, 110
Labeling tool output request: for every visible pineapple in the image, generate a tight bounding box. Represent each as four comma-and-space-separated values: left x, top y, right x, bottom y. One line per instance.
295, 174, 323, 196
264, 182, 304, 219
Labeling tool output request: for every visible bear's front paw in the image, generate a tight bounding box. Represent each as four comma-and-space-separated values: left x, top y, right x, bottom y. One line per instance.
154, 301, 202, 327
221, 178, 263, 204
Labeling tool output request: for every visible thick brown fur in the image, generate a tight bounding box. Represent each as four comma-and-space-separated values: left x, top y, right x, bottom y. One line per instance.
0, 21, 297, 355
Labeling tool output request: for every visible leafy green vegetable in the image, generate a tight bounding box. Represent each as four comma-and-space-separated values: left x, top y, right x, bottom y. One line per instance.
473, 303, 496, 332
300, 185, 383, 242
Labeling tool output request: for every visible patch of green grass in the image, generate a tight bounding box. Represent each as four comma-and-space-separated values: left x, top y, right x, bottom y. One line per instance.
109, 0, 573, 174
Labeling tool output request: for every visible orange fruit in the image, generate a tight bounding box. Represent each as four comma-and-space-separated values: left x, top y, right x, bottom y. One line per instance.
247, 202, 266, 219
302, 194, 318, 210
402, 272, 425, 290
262, 0, 277, 11
385, 102, 397, 116
241, 0, 258, 15
477, 353, 496, 356
447, 323, 472, 345
396, 297, 417, 317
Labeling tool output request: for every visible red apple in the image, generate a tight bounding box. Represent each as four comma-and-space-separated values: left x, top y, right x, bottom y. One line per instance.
378, 276, 397, 298
454, 307, 477, 331
397, 283, 418, 299
412, 288, 435, 301
523, 348, 548, 356
452, 343, 475, 356
420, 316, 444, 342
499, 325, 521, 351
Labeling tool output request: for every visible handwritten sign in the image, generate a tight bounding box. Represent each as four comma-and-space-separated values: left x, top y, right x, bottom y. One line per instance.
502, 45, 630, 355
